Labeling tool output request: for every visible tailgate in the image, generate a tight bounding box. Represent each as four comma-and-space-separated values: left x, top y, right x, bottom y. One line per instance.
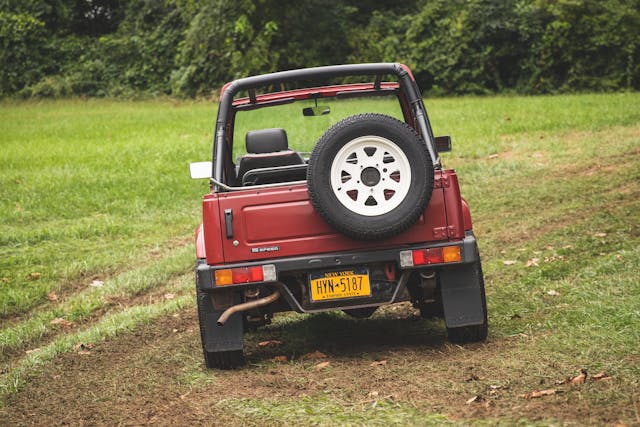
215, 180, 449, 264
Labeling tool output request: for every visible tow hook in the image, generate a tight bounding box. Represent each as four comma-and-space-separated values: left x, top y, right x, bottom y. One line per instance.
216, 289, 280, 326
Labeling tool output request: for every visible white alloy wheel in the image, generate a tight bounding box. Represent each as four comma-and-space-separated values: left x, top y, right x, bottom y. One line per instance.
330, 135, 412, 216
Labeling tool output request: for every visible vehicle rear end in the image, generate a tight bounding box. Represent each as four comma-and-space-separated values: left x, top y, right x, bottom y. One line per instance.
191, 64, 487, 369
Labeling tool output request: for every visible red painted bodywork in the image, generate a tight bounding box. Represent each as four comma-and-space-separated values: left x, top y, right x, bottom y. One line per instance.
200, 69, 470, 266
201, 170, 466, 266
461, 198, 473, 231
195, 224, 207, 259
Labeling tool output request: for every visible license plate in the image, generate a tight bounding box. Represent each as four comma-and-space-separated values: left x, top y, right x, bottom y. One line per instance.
309, 268, 371, 301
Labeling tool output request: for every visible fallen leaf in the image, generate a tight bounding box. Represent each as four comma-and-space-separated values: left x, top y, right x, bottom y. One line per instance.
544, 245, 555, 250
313, 361, 331, 371
258, 340, 283, 347
522, 388, 560, 399
488, 385, 506, 395
271, 355, 288, 363
568, 369, 587, 386
594, 232, 607, 238
526, 258, 540, 267
47, 292, 58, 301
503, 260, 517, 265
367, 390, 379, 398
77, 351, 91, 355
466, 395, 484, 404
303, 350, 327, 360
164, 293, 175, 300
50, 318, 74, 328
25, 348, 41, 354
89, 280, 104, 288
370, 360, 387, 367
27, 272, 41, 281
547, 290, 560, 296
591, 372, 612, 381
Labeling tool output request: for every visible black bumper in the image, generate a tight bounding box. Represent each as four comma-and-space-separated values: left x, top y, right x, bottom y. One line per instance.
196, 232, 480, 291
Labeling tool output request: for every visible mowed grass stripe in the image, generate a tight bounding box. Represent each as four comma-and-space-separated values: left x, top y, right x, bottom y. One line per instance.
0, 293, 192, 400
0, 99, 213, 319
1, 245, 193, 358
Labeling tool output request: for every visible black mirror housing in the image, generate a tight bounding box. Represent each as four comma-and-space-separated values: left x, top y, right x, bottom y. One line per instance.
303, 106, 331, 116
434, 135, 452, 152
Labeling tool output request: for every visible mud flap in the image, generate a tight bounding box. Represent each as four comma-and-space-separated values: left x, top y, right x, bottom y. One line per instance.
197, 287, 244, 353
203, 311, 244, 352
439, 260, 486, 328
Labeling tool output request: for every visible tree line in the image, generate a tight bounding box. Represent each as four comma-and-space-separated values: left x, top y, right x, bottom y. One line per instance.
1, 0, 638, 98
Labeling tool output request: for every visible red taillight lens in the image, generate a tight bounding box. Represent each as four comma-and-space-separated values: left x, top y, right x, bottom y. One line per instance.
215, 265, 268, 286
231, 268, 250, 283
248, 266, 264, 282
412, 248, 444, 265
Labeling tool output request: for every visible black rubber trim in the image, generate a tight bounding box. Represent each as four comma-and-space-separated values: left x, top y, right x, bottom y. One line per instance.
196, 233, 479, 291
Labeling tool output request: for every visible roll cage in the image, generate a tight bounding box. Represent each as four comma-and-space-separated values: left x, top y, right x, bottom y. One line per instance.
211, 63, 441, 190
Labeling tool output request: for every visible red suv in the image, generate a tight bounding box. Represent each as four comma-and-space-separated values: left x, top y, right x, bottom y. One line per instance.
190, 63, 487, 369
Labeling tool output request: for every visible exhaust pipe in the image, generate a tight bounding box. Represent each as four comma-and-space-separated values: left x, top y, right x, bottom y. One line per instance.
217, 289, 280, 326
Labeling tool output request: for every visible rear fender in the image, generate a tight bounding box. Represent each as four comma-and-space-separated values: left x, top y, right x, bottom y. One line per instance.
202, 194, 225, 265
195, 224, 206, 259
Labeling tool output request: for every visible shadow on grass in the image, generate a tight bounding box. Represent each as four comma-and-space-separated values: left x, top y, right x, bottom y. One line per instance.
244, 309, 449, 363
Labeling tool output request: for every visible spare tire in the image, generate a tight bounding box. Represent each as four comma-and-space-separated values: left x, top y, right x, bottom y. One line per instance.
307, 113, 434, 240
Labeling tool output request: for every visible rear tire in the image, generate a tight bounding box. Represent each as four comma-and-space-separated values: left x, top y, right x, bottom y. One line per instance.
447, 323, 488, 344
202, 349, 244, 370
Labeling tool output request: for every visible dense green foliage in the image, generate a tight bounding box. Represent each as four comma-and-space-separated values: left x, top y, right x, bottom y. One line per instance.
1, 0, 638, 97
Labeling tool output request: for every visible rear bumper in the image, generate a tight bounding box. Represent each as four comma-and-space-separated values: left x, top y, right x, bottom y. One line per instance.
196, 232, 479, 291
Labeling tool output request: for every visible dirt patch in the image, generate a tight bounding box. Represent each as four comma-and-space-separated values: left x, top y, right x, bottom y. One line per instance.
2, 306, 633, 426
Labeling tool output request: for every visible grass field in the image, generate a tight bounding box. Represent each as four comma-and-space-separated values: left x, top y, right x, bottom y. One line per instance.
1, 93, 639, 426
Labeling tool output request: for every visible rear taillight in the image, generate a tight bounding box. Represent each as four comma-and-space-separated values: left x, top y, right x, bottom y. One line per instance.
214, 264, 276, 286
399, 246, 462, 268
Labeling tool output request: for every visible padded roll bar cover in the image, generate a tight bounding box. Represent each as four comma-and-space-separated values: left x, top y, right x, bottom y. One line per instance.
246, 128, 289, 153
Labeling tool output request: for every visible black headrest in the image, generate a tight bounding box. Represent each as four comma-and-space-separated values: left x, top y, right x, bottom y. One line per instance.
245, 128, 288, 153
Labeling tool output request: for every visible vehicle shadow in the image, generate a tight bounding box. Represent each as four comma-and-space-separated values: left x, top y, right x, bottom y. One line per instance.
244, 309, 449, 363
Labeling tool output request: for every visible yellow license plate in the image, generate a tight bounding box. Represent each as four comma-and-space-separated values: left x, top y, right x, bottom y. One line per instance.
309, 268, 371, 301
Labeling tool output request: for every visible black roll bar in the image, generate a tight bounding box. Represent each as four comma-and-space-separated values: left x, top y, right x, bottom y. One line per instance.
211, 63, 440, 189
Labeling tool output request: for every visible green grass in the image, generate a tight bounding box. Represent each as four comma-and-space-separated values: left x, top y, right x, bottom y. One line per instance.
0, 99, 212, 318
1, 93, 639, 425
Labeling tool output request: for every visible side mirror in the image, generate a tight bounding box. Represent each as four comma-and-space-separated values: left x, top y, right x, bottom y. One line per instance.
303, 106, 330, 116
189, 161, 212, 179
434, 136, 452, 153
